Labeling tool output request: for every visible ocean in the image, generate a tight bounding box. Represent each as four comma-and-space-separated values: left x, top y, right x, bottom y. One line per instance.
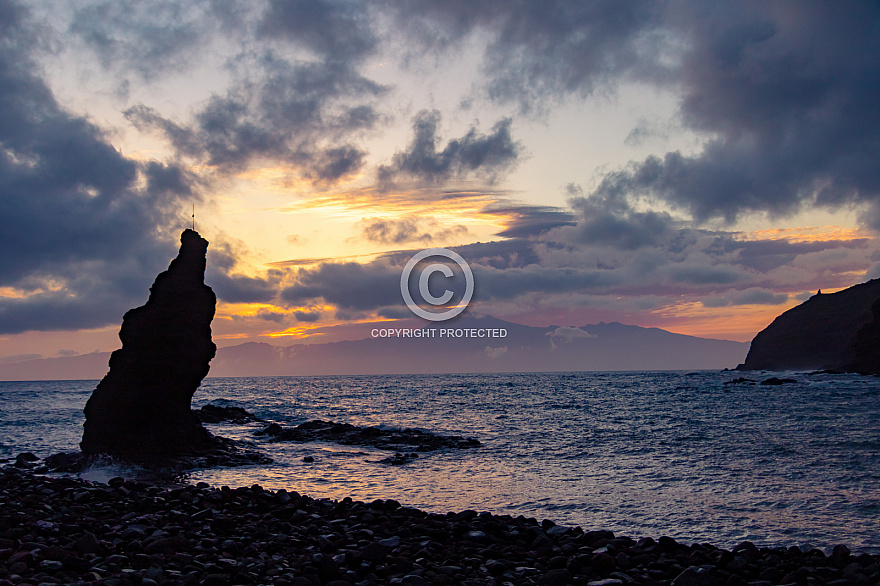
1, 371, 878, 554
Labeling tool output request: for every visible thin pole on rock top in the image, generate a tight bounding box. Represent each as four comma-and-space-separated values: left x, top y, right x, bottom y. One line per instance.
192, 205, 195, 231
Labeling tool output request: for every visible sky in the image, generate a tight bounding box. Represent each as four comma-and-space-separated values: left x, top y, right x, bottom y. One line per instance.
2, 0, 880, 362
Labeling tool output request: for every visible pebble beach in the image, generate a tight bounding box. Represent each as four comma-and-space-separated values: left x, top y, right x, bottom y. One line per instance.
2, 468, 878, 586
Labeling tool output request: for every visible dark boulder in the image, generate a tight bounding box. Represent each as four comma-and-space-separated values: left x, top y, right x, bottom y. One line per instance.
80, 229, 219, 459
42, 452, 84, 472
262, 419, 481, 451
194, 404, 264, 424
377, 452, 420, 465
759, 377, 796, 385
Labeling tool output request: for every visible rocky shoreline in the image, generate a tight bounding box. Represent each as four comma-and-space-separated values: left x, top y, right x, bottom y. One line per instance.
1, 469, 878, 586
18, 406, 484, 474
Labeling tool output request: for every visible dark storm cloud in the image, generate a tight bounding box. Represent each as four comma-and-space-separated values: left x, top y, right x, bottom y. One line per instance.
563, 184, 678, 250
0, 0, 257, 334
713, 237, 870, 273
0, 2, 175, 328
259, 0, 377, 62
255, 309, 286, 323
451, 239, 542, 269
294, 310, 321, 322
575, 203, 672, 250
377, 238, 542, 269
67, 0, 383, 185
9, 0, 879, 336
272, 219, 863, 315
69, 0, 212, 82
205, 241, 284, 304
555, 182, 870, 286
276, 254, 612, 312
377, 111, 522, 186
115, 0, 384, 185
377, 306, 413, 319
125, 58, 384, 182
0, 251, 198, 336
276, 238, 612, 313
360, 217, 427, 244
281, 262, 401, 310
302, 145, 368, 185
69, 0, 880, 225
480, 205, 576, 238
0, 282, 138, 335
143, 160, 197, 196
389, 0, 663, 110
702, 288, 789, 308
472, 264, 617, 301
357, 216, 468, 245
734, 238, 869, 258
668, 266, 743, 285
206, 271, 279, 304
390, 1, 880, 227
581, 2, 880, 225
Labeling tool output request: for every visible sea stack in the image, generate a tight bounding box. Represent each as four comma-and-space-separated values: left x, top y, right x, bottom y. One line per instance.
81, 229, 219, 459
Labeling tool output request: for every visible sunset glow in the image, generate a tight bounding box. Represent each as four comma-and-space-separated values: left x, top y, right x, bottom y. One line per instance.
2, 1, 880, 364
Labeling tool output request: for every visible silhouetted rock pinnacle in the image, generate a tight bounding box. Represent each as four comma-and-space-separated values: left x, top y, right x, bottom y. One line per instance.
737, 279, 880, 372
81, 229, 219, 459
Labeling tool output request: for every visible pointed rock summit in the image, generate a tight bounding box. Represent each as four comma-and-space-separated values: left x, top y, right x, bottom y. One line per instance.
81, 229, 219, 459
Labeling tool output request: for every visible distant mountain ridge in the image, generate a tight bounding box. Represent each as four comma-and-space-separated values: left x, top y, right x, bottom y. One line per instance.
737, 278, 880, 372
0, 351, 111, 382
0, 315, 748, 380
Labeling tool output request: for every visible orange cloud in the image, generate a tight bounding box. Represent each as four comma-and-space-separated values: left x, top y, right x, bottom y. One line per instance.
285, 185, 506, 215
266, 323, 328, 339
650, 300, 798, 342
742, 225, 868, 243
268, 315, 396, 339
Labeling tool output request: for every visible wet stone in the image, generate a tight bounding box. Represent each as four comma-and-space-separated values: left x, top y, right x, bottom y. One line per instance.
401, 574, 430, 586
538, 568, 573, 585
1, 467, 878, 586
37, 560, 63, 572
194, 404, 263, 424
379, 536, 401, 548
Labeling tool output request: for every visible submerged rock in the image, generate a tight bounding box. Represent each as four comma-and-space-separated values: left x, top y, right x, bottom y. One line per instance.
42, 451, 83, 471
81, 229, 219, 459
377, 452, 420, 465
259, 419, 481, 452
194, 404, 264, 424
759, 377, 797, 385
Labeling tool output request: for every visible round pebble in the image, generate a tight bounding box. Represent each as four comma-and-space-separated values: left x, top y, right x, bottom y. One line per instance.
0, 467, 877, 586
